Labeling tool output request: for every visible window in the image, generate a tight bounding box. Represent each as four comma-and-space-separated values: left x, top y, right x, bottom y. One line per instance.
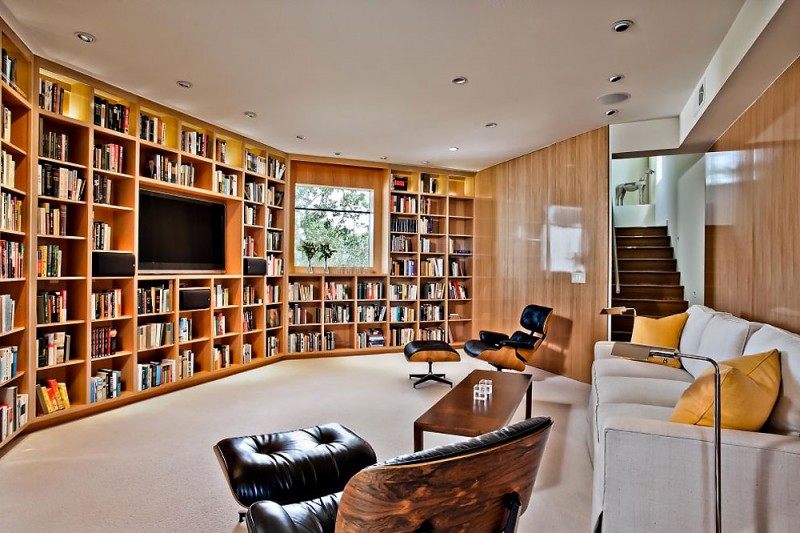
294, 184, 374, 267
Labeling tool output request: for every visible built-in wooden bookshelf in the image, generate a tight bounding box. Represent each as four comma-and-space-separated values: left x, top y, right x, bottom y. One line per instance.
0, 19, 475, 450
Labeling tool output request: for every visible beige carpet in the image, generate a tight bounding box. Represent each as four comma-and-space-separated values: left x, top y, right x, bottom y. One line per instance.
0, 352, 593, 532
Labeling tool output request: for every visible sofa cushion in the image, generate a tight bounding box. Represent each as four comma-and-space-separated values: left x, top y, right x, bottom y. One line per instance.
595, 403, 675, 444
744, 325, 800, 434
596, 376, 692, 408
686, 314, 752, 378
670, 350, 781, 431
631, 313, 689, 349
592, 358, 694, 382
679, 305, 718, 355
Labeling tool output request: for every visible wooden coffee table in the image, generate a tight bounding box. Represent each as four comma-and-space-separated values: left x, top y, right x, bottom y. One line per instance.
413, 369, 533, 451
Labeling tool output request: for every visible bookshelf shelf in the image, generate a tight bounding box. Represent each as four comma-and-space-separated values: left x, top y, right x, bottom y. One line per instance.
137, 343, 175, 353
92, 203, 134, 212
89, 350, 133, 361
0, 277, 25, 283
0, 184, 26, 196
91, 315, 133, 323
37, 359, 85, 370
2, 80, 30, 108
36, 234, 85, 241
0, 228, 24, 236
36, 320, 84, 328
1, 138, 26, 156
92, 168, 133, 180
0, 370, 24, 387
37, 156, 86, 170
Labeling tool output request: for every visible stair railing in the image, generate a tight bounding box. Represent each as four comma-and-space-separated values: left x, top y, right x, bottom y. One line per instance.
612, 213, 620, 295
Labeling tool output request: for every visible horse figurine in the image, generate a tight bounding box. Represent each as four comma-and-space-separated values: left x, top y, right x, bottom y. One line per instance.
615, 169, 654, 206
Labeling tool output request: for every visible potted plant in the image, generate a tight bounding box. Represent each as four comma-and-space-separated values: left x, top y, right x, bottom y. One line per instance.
300, 240, 318, 273
317, 242, 336, 274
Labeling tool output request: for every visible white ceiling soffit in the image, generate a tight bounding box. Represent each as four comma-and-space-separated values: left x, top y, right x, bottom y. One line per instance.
1, 0, 747, 171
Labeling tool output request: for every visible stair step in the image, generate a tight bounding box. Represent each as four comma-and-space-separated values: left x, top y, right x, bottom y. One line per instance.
617, 258, 677, 272
618, 271, 681, 285
615, 226, 668, 237
611, 330, 633, 342
617, 247, 674, 259
611, 298, 689, 316
610, 313, 681, 332
617, 235, 671, 247
616, 284, 685, 300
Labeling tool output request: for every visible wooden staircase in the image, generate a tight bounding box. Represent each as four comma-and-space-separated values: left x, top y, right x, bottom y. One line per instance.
612, 226, 688, 341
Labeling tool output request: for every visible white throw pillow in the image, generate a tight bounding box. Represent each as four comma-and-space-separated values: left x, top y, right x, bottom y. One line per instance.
686, 315, 751, 378
679, 305, 717, 355
744, 325, 800, 434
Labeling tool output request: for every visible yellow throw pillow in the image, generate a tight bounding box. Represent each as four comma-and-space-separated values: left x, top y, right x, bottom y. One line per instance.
630, 313, 689, 349
670, 350, 781, 431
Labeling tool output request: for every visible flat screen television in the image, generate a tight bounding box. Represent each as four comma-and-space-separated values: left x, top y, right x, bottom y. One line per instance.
138, 190, 226, 272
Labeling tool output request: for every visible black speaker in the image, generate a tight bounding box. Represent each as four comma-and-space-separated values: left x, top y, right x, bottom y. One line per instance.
180, 288, 211, 311
243, 257, 267, 276
92, 251, 135, 277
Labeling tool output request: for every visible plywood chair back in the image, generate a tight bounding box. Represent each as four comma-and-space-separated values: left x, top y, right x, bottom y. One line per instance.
335, 417, 553, 532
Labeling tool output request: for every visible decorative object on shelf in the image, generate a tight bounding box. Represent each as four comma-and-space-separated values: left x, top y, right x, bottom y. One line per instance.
317, 242, 335, 274
299, 240, 318, 273
614, 168, 654, 206
609, 342, 723, 533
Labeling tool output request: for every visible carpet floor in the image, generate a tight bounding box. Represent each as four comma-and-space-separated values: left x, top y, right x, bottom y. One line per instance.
0, 352, 593, 532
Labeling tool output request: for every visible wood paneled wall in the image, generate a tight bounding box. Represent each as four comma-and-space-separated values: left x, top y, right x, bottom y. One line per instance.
706, 57, 800, 332
474, 128, 609, 383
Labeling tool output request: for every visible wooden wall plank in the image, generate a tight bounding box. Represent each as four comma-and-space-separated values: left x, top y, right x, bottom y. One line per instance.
474, 128, 609, 383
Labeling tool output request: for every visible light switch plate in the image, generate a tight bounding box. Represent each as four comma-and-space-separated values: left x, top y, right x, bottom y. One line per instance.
571, 271, 586, 284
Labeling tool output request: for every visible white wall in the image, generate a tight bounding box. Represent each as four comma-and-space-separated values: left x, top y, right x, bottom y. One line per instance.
654, 154, 706, 305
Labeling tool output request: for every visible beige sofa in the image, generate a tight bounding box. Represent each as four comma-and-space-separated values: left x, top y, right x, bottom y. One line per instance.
588, 305, 800, 532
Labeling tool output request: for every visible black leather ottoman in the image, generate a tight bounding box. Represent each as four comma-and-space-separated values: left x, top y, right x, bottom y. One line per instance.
214, 423, 376, 522
404, 340, 461, 387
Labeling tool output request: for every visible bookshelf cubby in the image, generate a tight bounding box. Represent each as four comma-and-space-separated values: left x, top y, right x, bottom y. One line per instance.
0, 19, 475, 450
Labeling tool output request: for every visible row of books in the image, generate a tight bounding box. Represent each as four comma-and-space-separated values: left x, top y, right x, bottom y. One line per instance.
390, 327, 415, 346
135, 360, 176, 391
287, 332, 323, 353
214, 171, 238, 196
323, 282, 350, 301
137, 322, 174, 349
1, 192, 23, 231
420, 216, 440, 234
242, 235, 257, 257
36, 290, 66, 324
391, 306, 415, 323
391, 259, 416, 277
266, 284, 280, 303
35, 238, 62, 271
420, 173, 441, 194
144, 154, 177, 182
449, 281, 469, 300
1, 49, 17, 89
419, 237, 437, 253
421, 282, 446, 300
356, 281, 383, 300
94, 96, 129, 134
450, 259, 468, 277
288, 283, 315, 301
91, 326, 117, 359
38, 163, 85, 200
90, 369, 122, 403
266, 255, 283, 276
137, 285, 170, 315
243, 285, 260, 306
390, 235, 413, 252
420, 303, 444, 321
418, 326, 447, 341
267, 335, 279, 356
357, 328, 385, 348
36, 332, 70, 368
91, 288, 122, 320
288, 305, 320, 325
267, 308, 280, 328
181, 130, 209, 158
213, 284, 230, 307
139, 113, 167, 145
242, 309, 255, 331
212, 312, 226, 336
0, 386, 27, 442
93, 174, 113, 205
178, 317, 192, 341
0, 294, 14, 333
215, 139, 229, 164
242, 343, 253, 364
324, 305, 351, 324
38, 202, 67, 236
94, 142, 125, 174
212, 344, 231, 370
267, 186, 284, 207
1, 149, 15, 187
36, 379, 70, 415
391, 193, 417, 214
246, 154, 285, 180
40, 124, 69, 161
358, 304, 386, 323
0, 239, 23, 279
93, 221, 111, 251
421, 258, 444, 277
266, 231, 281, 252
0, 345, 18, 382
389, 283, 417, 300
391, 217, 417, 233
244, 182, 265, 203
38, 79, 65, 114
2, 106, 10, 144
244, 204, 258, 225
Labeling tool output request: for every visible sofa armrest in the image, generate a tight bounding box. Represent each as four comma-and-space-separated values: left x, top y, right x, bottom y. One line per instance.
599, 417, 800, 532
594, 341, 615, 360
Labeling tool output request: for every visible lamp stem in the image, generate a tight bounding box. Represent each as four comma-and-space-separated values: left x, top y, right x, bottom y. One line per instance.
713, 361, 721, 533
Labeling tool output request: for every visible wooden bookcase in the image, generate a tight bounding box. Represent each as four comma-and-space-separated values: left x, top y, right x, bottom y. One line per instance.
0, 19, 475, 450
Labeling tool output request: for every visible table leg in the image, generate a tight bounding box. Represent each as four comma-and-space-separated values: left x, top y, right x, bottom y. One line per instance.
525, 383, 532, 419
414, 425, 423, 452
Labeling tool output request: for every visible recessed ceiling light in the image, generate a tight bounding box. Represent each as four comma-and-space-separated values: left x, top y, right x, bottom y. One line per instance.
176, 80, 193, 89
485, 122, 498, 128
422, 161, 430, 165
334, 152, 341, 156
597, 92, 630, 105
75, 31, 96, 43
608, 74, 624, 83
451, 76, 468, 85
449, 147, 459, 152
296, 135, 305, 140
606, 109, 618, 116
612, 20, 634, 32
243, 111, 257, 119
380, 156, 388, 161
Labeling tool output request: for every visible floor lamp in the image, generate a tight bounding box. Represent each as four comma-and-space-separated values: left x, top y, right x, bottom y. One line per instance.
609, 342, 722, 533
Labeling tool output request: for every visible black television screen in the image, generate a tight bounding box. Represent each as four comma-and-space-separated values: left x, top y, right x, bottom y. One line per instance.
138, 190, 226, 272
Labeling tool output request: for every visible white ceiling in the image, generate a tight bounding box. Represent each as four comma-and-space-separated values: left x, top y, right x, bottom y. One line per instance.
2, 0, 746, 171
